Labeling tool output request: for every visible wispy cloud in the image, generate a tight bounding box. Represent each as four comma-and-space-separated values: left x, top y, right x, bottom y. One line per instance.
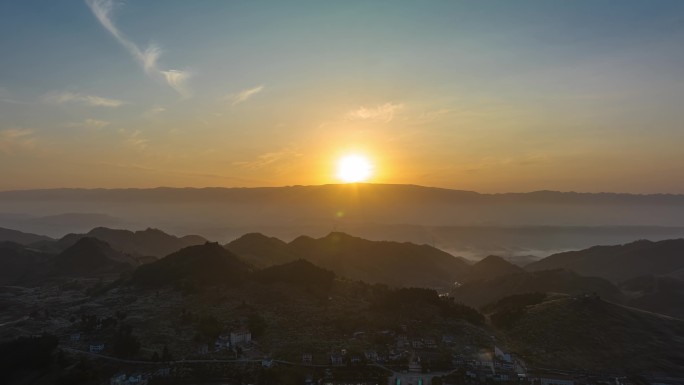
119, 129, 149, 151
86, 0, 191, 96
144, 106, 166, 118
233, 147, 302, 170
346, 102, 404, 123
0, 128, 36, 154
66, 118, 112, 129
44, 91, 124, 107
228, 85, 264, 106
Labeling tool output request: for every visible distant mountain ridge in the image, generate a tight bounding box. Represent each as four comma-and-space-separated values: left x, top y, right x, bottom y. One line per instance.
2, 184, 684, 203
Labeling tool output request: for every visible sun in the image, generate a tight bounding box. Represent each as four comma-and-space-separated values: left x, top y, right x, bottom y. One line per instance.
336, 154, 374, 183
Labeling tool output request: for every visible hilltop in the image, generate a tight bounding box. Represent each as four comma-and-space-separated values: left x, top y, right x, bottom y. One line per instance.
527, 238, 684, 282
228, 231, 471, 288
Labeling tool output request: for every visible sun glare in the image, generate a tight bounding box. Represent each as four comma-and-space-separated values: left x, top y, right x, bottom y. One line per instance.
336, 154, 374, 183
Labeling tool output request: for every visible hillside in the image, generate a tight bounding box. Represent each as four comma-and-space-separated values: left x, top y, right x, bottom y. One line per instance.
499, 295, 684, 374
226, 233, 297, 268
465, 255, 525, 282
252, 259, 335, 291
0, 242, 52, 285
0, 227, 53, 245
620, 275, 684, 319
49, 237, 138, 277
58, 227, 207, 258
451, 269, 624, 308
131, 242, 251, 288
286, 232, 471, 288
527, 239, 684, 282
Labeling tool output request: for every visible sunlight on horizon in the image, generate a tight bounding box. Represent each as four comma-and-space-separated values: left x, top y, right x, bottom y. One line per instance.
336, 154, 374, 183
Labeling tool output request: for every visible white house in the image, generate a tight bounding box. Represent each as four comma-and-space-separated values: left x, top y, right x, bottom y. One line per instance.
230, 329, 251, 346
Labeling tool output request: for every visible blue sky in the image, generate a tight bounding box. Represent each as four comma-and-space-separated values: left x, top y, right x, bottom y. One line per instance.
1, 0, 684, 192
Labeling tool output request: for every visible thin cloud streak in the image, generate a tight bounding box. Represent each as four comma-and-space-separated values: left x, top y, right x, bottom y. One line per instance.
44, 91, 124, 107
347, 102, 404, 122
85, 0, 191, 96
0, 128, 36, 155
66, 119, 112, 129
229, 85, 264, 106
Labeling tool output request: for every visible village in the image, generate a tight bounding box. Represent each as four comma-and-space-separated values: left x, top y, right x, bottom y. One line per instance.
62, 321, 652, 385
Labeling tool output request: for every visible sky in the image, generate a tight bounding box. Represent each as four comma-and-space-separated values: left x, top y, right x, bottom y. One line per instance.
1, 0, 684, 193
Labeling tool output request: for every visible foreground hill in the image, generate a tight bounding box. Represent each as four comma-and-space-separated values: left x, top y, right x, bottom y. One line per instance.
451, 269, 624, 308
131, 242, 251, 288
58, 227, 207, 258
49, 237, 139, 277
620, 274, 684, 319
252, 259, 335, 291
498, 295, 684, 374
0, 242, 52, 285
229, 232, 472, 288
527, 239, 684, 282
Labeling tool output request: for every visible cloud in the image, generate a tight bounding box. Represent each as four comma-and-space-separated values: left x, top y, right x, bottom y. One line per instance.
346, 102, 404, 122
67, 119, 112, 129
233, 147, 302, 170
144, 106, 166, 118
44, 91, 124, 107
121, 129, 149, 151
228, 85, 264, 106
86, 0, 191, 96
0, 128, 36, 154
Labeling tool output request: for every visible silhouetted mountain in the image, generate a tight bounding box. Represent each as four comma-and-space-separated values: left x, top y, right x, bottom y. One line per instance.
498, 295, 684, 374
57, 227, 207, 258
620, 274, 684, 319
451, 269, 624, 308
465, 255, 525, 282
226, 233, 296, 268
527, 239, 684, 282
49, 237, 138, 277
0, 227, 53, 245
0, 242, 51, 285
284, 232, 471, 288
131, 242, 250, 288
253, 259, 335, 291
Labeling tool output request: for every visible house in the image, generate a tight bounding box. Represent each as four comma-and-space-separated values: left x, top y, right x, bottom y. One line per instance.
197, 343, 209, 355
230, 329, 251, 346
153, 367, 171, 377
364, 350, 378, 362
110, 373, 148, 385
70, 333, 81, 342
411, 339, 424, 349
214, 334, 230, 351
350, 354, 362, 364
396, 335, 409, 348
89, 343, 105, 353
425, 338, 437, 349
330, 352, 344, 366
494, 346, 512, 363
302, 352, 313, 365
